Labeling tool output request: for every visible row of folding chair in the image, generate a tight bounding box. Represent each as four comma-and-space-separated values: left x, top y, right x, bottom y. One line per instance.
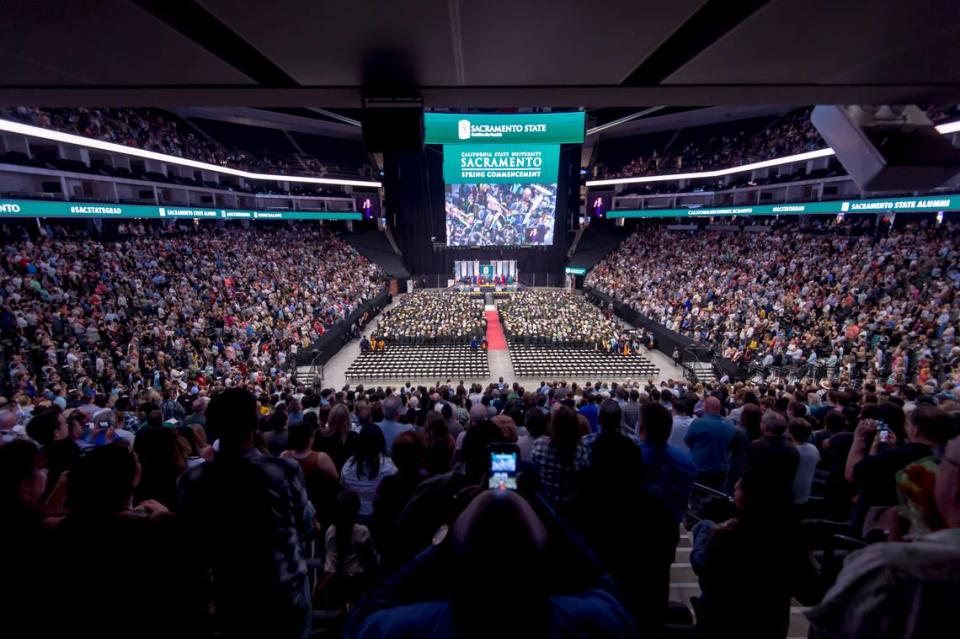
346, 345, 489, 380
508, 342, 660, 378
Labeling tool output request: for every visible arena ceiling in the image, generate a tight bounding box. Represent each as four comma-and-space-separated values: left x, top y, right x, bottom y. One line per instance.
2, 0, 960, 107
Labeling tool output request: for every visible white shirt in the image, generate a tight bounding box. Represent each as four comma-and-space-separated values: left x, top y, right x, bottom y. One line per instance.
792, 442, 821, 504
517, 434, 541, 462
324, 523, 371, 577
341, 455, 397, 516
670, 415, 693, 449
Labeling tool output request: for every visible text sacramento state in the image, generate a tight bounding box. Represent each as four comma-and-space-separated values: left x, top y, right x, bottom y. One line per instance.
460, 155, 544, 169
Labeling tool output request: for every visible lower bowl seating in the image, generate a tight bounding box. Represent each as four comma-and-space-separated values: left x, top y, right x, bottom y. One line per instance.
508, 341, 660, 379
345, 345, 489, 381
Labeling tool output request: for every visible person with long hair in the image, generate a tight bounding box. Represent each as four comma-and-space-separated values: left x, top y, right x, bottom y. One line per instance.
264, 408, 289, 457
691, 467, 817, 638
133, 425, 187, 509
726, 403, 764, 494
179, 423, 214, 463
341, 424, 396, 519
530, 405, 588, 507
282, 416, 339, 526
316, 404, 331, 430
321, 489, 378, 608
373, 431, 427, 573
424, 410, 455, 475
313, 403, 359, 471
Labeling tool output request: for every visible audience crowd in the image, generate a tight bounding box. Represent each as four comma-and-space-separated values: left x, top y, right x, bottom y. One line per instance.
500, 289, 632, 350
0, 222, 384, 404
0, 107, 371, 180
2, 101, 959, 638
586, 221, 960, 388
597, 105, 960, 180
597, 110, 822, 180
373, 291, 484, 344
2, 371, 959, 638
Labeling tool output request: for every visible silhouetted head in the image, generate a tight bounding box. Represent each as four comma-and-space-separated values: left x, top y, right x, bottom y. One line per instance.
207, 388, 258, 453
382, 395, 401, 421
450, 490, 551, 639
67, 443, 138, 516
461, 421, 506, 482
704, 396, 722, 415
639, 402, 672, 444
0, 439, 46, 509
598, 399, 622, 433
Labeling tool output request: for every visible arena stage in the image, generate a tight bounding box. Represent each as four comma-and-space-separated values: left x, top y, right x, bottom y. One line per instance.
314, 290, 685, 389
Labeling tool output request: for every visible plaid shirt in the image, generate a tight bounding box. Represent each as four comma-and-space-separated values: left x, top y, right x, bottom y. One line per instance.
621, 400, 641, 434
581, 429, 642, 464
178, 449, 315, 605
530, 437, 589, 506
121, 412, 141, 433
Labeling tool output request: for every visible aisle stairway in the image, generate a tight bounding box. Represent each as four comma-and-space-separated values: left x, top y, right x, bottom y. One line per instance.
688, 361, 716, 384
667, 527, 810, 638
484, 308, 507, 350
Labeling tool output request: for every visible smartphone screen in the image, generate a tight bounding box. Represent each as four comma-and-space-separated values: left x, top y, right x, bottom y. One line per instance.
876, 420, 890, 443
488, 449, 518, 491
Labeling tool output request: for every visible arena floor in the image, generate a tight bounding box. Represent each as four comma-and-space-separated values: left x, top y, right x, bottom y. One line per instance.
316, 312, 810, 636
317, 294, 687, 389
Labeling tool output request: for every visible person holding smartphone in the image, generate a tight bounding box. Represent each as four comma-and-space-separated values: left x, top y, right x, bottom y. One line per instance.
347, 486, 636, 638
88, 408, 134, 447
847, 404, 954, 535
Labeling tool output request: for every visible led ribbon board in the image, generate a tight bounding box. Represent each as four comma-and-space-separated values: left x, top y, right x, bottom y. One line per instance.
0, 199, 363, 221
608, 194, 960, 218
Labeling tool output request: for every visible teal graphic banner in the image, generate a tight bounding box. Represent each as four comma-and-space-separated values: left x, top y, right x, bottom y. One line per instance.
607, 194, 960, 219
442, 144, 560, 184
425, 112, 585, 145
0, 199, 362, 221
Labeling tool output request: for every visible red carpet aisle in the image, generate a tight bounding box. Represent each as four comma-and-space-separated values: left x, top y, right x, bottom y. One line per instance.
484, 308, 507, 350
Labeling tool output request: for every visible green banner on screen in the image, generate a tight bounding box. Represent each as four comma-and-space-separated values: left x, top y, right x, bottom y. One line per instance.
607, 194, 959, 219
425, 112, 585, 145
0, 199, 362, 221
565, 267, 587, 276
443, 144, 559, 184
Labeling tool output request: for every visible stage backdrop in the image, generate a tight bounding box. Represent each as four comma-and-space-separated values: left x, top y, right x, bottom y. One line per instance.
384, 143, 580, 287
455, 260, 517, 281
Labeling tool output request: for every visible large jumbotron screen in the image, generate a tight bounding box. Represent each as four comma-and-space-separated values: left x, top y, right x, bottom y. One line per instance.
424, 112, 584, 248
445, 182, 556, 246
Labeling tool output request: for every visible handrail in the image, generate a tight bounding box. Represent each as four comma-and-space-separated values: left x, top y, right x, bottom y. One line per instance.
690, 482, 733, 501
